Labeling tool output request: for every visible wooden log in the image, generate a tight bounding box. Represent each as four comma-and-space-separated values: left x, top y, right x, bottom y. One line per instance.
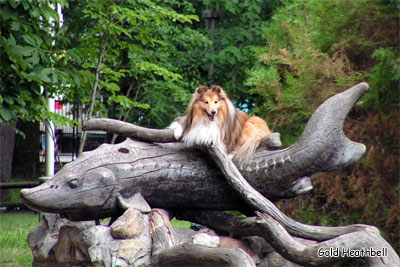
256, 212, 400, 266
152, 243, 256, 267
177, 210, 400, 266
83, 119, 177, 143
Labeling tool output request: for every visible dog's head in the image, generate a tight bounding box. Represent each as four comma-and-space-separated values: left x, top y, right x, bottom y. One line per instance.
194, 85, 226, 121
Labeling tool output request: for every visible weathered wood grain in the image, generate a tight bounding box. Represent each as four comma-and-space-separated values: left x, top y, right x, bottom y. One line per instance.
152, 243, 256, 267
206, 142, 372, 241
176, 210, 400, 266
256, 212, 400, 266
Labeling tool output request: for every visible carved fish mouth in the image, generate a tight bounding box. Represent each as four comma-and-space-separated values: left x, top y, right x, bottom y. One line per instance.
20, 191, 49, 213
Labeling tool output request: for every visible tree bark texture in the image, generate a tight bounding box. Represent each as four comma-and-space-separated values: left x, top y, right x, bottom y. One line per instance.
205, 142, 371, 241
152, 243, 256, 267
255, 212, 399, 266
0, 124, 15, 201
176, 210, 399, 266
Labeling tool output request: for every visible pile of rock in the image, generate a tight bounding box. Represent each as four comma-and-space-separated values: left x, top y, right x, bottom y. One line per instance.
28, 207, 298, 266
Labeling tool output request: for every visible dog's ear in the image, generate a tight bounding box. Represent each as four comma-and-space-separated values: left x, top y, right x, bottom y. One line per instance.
211, 85, 222, 94
196, 86, 208, 95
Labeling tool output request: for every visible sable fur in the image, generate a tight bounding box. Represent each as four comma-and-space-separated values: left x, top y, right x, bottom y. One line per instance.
171, 85, 271, 162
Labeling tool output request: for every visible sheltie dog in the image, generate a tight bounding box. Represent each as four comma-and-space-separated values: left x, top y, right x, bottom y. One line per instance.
170, 85, 271, 162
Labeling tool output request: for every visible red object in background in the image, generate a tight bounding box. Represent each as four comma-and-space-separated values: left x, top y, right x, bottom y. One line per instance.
55, 100, 62, 110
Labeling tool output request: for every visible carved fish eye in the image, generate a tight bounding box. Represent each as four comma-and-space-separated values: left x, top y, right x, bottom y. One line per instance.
68, 179, 79, 189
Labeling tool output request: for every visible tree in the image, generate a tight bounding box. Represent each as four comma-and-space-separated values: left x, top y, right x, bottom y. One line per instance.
191, 0, 279, 108
0, 0, 77, 185
0, 0, 78, 127
60, 0, 209, 142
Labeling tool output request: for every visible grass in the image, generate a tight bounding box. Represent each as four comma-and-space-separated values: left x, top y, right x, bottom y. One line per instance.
171, 218, 191, 228
0, 213, 38, 266
2, 178, 28, 204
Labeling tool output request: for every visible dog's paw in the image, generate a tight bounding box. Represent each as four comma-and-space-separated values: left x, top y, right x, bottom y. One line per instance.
169, 121, 183, 140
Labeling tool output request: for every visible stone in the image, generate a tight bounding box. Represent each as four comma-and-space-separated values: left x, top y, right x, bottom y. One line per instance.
174, 227, 197, 244
118, 238, 149, 266
53, 225, 90, 263
111, 208, 144, 239
27, 210, 151, 266
192, 233, 220, 248
82, 225, 120, 266
28, 213, 94, 264
114, 257, 128, 267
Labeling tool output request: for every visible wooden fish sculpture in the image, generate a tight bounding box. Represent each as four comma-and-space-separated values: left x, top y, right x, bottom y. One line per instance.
21, 83, 368, 221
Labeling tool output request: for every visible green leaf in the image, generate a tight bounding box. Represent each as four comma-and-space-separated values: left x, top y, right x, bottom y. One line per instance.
0, 106, 13, 122
108, 95, 149, 110
11, 21, 20, 31
12, 45, 34, 57
7, 36, 16, 46
4, 96, 15, 105
31, 68, 53, 83
22, 34, 37, 47
105, 82, 120, 93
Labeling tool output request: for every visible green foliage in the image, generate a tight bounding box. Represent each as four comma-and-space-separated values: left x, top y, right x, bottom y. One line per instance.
245, 1, 362, 142
60, 0, 209, 128
192, 0, 279, 107
1, 0, 209, 129
262, 0, 399, 252
365, 47, 400, 110
245, 0, 398, 142
307, 0, 398, 59
0, 0, 74, 126
2, 0, 398, 253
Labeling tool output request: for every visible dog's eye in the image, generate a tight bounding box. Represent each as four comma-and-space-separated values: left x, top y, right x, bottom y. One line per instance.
205, 101, 209, 104
214, 101, 218, 104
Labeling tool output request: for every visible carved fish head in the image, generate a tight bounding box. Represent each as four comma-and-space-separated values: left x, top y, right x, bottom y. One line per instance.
20, 167, 120, 221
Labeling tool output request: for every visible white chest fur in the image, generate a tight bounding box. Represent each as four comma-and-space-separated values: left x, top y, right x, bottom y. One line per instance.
182, 117, 222, 146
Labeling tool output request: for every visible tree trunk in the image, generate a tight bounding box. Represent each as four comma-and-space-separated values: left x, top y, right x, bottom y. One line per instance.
0, 124, 15, 201
12, 121, 40, 180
